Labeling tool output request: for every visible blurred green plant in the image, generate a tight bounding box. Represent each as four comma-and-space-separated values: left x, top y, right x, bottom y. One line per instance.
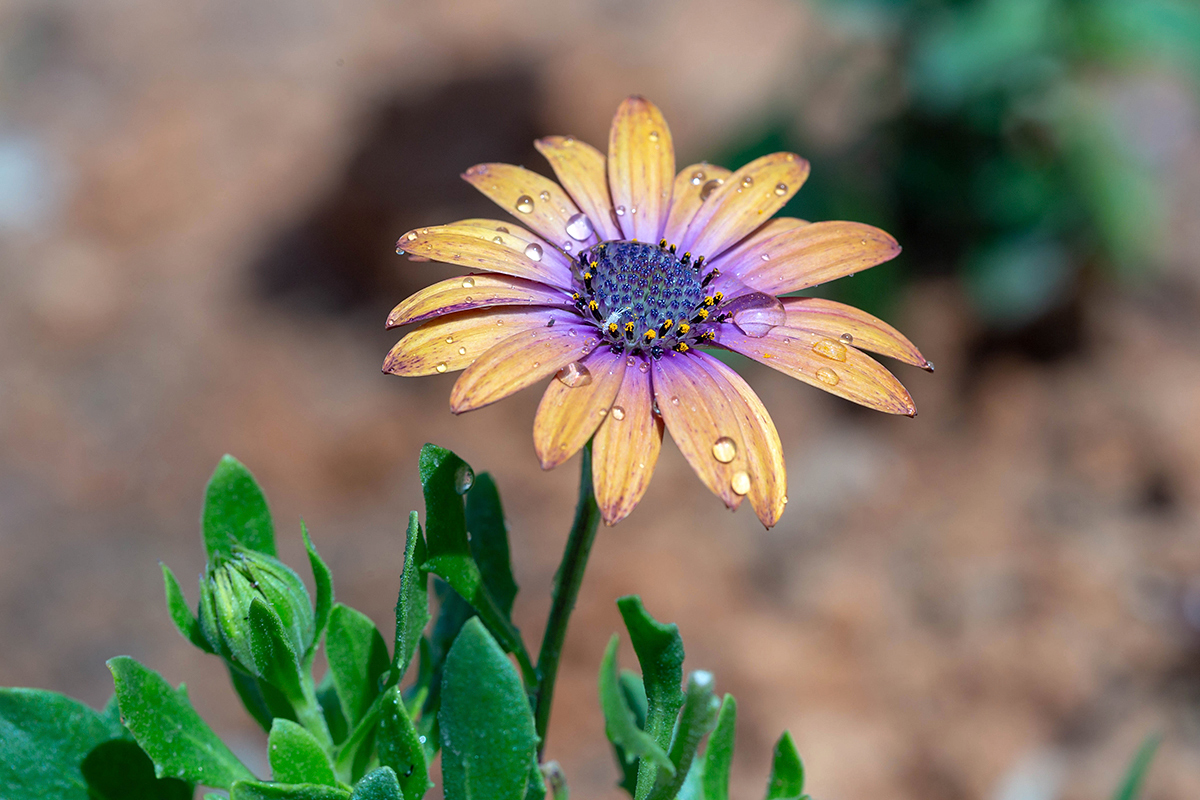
720, 0, 1200, 327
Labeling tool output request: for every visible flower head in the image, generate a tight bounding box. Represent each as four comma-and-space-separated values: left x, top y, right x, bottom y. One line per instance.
385, 97, 930, 527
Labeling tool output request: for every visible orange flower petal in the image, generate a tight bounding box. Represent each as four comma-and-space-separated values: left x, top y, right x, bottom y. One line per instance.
720, 220, 900, 295
445, 218, 577, 276
651, 351, 752, 510
397, 223, 574, 289
661, 163, 733, 247
449, 323, 596, 413
383, 308, 568, 377
592, 356, 662, 525
680, 152, 810, 260
461, 163, 597, 250
693, 353, 787, 527
387, 274, 573, 328
782, 297, 931, 370
709, 216, 809, 270
715, 325, 917, 416
607, 96, 675, 243
535, 136, 622, 241
532, 348, 627, 470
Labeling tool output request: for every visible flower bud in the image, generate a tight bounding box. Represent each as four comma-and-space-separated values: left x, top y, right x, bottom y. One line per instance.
198, 547, 315, 678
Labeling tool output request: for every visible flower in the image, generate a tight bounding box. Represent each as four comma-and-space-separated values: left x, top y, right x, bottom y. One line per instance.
385, 97, 929, 527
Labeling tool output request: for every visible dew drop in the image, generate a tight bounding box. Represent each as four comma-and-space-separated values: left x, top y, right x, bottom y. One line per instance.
699, 179, 722, 201
690, 170, 706, 186
774, 182, 788, 196
562, 241, 573, 252
815, 367, 839, 385
445, 335, 454, 343
524, 242, 543, 261
611, 405, 626, 420
741, 175, 754, 188
648, 130, 660, 142
670, 396, 680, 405
457, 346, 467, 355
532, 361, 541, 368
492, 235, 504, 243
638, 361, 650, 374
567, 329, 577, 337
860, 238, 867, 245
566, 212, 594, 240
534, 190, 549, 203
406, 232, 417, 241
435, 363, 448, 373
496, 226, 510, 233
629, 206, 637, 215
760, 253, 771, 261
782, 495, 788, 505
556, 361, 593, 388
464, 296, 472, 301
454, 464, 475, 495
812, 338, 848, 362
731, 470, 751, 496
515, 195, 535, 213
840, 332, 854, 344
597, 408, 607, 417
564, 136, 575, 145
615, 205, 626, 216
460, 277, 474, 288
652, 399, 662, 417
712, 436, 737, 463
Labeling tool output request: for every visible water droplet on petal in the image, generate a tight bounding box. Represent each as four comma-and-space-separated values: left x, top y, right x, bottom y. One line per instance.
648, 130, 660, 142
611, 406, 626, 420
731, 471, 751, 496
629, 206, 637, 215
524, 242, 543, 261
457, 346, 467, 355
461, 276, 475, 288
670, 396, 680, 405
760, 253, 770, 261
741, 176, 754, 188
492, 235, 504, 243
840, 332, 854, 344
435, 363, 448, 373
712, 436, 737, 463
782, 495, 789, 505
690, 170, 706, 185
515, 195, 535, 213
454, 464, 475, 494
615, 205, 626, 216
812, 338, 848, 362
406, 232, 418, 241
556, 361, 593, 388
815, 367, 839, 385
700, 179, 722, 201
638, 361, 650, 374
774, 182, 788, 196
567, 329, 577, 337
539, 190, 551, 202
445, 335, 454, 343
532, 361, 540, 369
860, 238, 867, 245
562, 241, 573, 252
496, 226, 510, 233
566, 212, 593, 241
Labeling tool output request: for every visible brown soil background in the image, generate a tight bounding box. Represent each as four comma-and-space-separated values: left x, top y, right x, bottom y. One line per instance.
3, 2, 1200, 799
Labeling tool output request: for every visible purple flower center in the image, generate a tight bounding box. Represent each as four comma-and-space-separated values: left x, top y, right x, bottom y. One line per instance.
571, 240, 724, 357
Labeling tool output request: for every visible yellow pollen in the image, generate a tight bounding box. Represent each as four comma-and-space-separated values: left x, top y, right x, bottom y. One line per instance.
703, 296, 715, 307
588, 300, 599, 311
695, 309, 709, 321
675, 343, 690, 352
701, 331, 715, 341
713, 291, 723, 302
571, 292, 581, 301
590, 260, 598, 269
608, 323, 618, 335
659, 238, 668, 248
643, 329, 657, 340
583, 272, 592, 281
624, 321, 636, 333
677, 323, 690, 335
662, 318, 674, 329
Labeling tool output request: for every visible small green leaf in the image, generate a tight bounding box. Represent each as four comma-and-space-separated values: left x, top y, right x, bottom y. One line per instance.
599, 635, 673, 776
351, 767, 404, 800
0, 687, 126, 800
392, 512, 430, 683
616, 596, 685, 800
303, 523, 334, 656
1112, 733, 1160, 800
327, 604, 390, 726
107, 656, 255, 789
203, 454, 275, 558
269, 718, 338, 786
465, 473, 518, 616
230, 780, 352, 800
647, 672, 719, 800
161, 563, 213, 653
701, 696, 737, 800
249, 597, 304, 700
81, 739, 192, 800
439, 618, 538, 800
378, 685, 430, 800
764, 732, 804, 800
317, 671, 349, 745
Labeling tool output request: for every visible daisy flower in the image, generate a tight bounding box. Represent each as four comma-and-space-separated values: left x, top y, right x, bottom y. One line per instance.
385, 96, 930, 528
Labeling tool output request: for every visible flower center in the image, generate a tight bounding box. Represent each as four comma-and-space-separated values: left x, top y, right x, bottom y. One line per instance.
571, 239, 724, 357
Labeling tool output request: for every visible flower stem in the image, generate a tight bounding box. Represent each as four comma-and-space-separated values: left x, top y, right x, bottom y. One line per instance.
292, 676, 334, 752
534, 442, 602, 756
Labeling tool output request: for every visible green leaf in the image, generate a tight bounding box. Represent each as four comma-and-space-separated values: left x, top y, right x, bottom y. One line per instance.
647, 671, 719, 800
616, 596, 685, 800
107, 656, 256, 788
228, 665, 296, 734
701, 696, 737, 800
392, 512, 430, 683
249, 596, 304, 700
1112, 733, 1160, 800
378, 685, 431, 800
230, 780, 352, 800
764, 732, 804, 800
269, 718, 338, 786
327, 604, 391, 726
598, 635, 673, 777
80, 739, 193, 800
304, 523, 335, 657
351, 767, 404, 800
439, 618, 538, 800
203, 454, 276, 558
161, 563, 213, 653
0, 687, 126, 800
465, 473, 518, 616
317, 671, 349, 745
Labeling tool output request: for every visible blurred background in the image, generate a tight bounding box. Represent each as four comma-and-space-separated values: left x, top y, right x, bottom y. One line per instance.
3, 0, 1200, 797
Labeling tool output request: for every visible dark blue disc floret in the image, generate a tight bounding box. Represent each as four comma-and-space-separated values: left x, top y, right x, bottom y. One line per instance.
570, 239, 726, 356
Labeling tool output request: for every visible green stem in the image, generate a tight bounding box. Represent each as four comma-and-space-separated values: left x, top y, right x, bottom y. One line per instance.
293, 676, 334, 752
534, 442, 603, 756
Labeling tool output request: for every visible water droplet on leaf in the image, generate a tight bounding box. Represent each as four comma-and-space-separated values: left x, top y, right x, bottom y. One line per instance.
454, 464, 474, 494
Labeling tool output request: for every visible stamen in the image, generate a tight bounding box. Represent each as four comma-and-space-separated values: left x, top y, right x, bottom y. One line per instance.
659, 238, 668, 249
702, 296, 715, 307
643, 329, 657, 341
677, 323, 690, 335
608, 323, 619, 336
674, 342, 690, 352
702, 268, 720, 287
